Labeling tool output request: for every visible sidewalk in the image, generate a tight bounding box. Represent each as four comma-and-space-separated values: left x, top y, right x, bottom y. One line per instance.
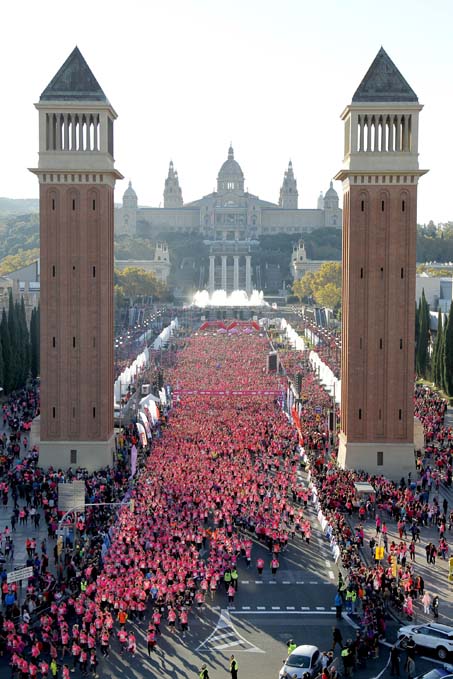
354, 495, 453, 626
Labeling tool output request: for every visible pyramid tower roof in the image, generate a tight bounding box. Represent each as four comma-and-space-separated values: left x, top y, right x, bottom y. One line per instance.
352, 47, 418, 103
40, 47, 108, 102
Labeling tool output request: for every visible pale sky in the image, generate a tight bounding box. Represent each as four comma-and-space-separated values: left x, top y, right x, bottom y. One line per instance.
1, 0, 452, 224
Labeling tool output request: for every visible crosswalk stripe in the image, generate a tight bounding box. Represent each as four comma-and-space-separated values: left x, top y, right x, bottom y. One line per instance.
196, 609, 265, 653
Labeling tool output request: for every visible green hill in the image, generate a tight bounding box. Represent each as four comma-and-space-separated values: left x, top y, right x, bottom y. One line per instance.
0, 197, 39, 216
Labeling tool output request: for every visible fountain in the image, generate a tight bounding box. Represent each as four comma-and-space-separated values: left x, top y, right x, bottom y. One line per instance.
192, 289, 268, 308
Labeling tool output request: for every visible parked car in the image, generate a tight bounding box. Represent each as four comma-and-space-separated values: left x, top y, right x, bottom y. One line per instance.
414, 666, 453, 679
278, 645, 322, 678
398, 623, 453, 660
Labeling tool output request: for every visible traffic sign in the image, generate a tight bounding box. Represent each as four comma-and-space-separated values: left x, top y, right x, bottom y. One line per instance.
7, 566, 33, 584
58, 480, 86, 513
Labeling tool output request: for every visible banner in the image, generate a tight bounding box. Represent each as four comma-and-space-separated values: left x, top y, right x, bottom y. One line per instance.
173, 389, 282, 396
130, 445, 138, 478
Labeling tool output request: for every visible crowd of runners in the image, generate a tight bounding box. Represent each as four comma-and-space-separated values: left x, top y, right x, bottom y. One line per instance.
0, 323, 451, 677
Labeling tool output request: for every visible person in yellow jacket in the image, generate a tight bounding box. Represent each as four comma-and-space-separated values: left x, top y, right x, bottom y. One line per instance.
199, 662, 210, 679
287, 639, 297, 654
229, 654, 238, 679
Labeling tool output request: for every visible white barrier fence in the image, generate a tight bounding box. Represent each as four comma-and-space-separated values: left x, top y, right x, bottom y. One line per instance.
309, 479, 341, 564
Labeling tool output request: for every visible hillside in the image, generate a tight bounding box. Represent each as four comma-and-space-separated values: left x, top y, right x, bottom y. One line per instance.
0, 213, 40, 263
0, 197, 39, 216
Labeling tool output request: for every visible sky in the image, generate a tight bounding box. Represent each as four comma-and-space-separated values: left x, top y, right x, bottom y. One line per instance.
1, 0, 452, 224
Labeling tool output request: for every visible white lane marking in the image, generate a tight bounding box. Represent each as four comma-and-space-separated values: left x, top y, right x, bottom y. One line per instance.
242, 606, 250, 610
196, 609, 265, 653
269, 581, 277, 585
329, 571, 335, 579
282, 581, 291, 584
325, 559, 331, 567
242, 581, 249, 584
232, 610, 337, 615
255, 581, 263, 584
257, 606, 266, 610
316, 606, 325, 611
287, 606, 295, 610
301, 606, 310, 610
296, 581, 305, 584
272, 606, 280, 610
309, 581, 318, 584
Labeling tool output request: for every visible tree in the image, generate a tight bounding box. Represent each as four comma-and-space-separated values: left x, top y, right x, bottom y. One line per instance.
293, 262, 342, 311
0, 308, 12, 393
7, 289, 20, 389
416, 290, 430, 377
0, 248, 40, 276
18, 297, 30, 383
315, 282, 342, 309
114, 267, 168, 304
293, 271, 316, 302
0, 334, 4, 392
432, 309, 443, 387
444, 301, 453, 395
30, 306, 39, 378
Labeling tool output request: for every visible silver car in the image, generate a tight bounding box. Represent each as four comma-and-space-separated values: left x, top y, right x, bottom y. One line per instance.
278, 644, 322, 678
398, 623, 453, 660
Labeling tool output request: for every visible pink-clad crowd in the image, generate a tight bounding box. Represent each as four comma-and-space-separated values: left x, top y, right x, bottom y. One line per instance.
3, 327, 452, 677
3, 330, 316, 677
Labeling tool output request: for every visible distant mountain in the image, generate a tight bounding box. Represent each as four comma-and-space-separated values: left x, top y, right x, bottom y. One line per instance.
0, 197, 39, 215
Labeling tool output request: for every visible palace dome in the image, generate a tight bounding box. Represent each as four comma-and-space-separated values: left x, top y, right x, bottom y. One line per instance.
218, 145, 244, 180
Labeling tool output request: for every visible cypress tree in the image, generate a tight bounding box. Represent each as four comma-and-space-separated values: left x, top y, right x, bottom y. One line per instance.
36, 304, 40, 377
414, 301, 420, 372
18, 298, 30, 384
444, 301, 453, 395
416, 290, 430, 377
0, 308, 12, 393
0, 335, 4, 393
7, 289, 19, 389
433, 310, 443, 388
30, 308, 39, 379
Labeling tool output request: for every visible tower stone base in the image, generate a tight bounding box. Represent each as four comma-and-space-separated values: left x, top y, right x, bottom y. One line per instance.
31, 417, 115, 471
338, 433, 415, 481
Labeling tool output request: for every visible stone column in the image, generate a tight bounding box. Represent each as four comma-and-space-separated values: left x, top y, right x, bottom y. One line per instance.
221, 255, 227, 291
245, 255, 252, 294
209, 255, 215, 293
233, 256, 239, 290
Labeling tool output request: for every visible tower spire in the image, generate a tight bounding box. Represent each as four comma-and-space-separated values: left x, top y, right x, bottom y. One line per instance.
279, 160, 298, 209
164, 160, 183, 207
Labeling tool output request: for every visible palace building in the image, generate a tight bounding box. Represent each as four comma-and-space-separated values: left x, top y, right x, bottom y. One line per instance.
115, 147, 341, 293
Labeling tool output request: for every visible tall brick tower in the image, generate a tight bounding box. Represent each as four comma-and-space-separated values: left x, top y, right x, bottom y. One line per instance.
335, 48, 427, 478
30, 48, 123, 471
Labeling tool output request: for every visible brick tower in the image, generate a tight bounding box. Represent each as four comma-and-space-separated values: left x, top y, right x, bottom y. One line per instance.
30, 48, 123, 471
335, 48, 427, 478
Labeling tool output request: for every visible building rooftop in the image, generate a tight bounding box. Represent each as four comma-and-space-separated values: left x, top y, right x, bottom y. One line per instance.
352, 47, 418, 103
40, 46, 108, 103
